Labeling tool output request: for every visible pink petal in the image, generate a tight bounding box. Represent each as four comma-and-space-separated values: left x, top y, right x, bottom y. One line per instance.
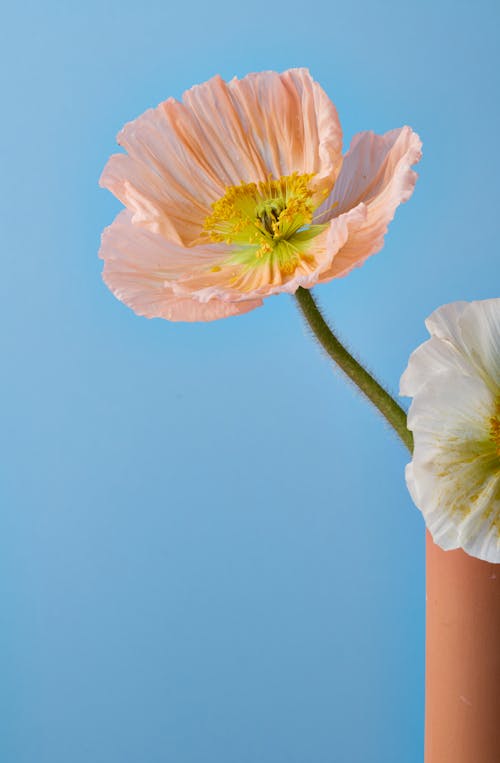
100, 69, 342, 246
316, 126, 422, 281
99, 212, 262, 322
222, 68, 342, 186
100, 153, 213, 246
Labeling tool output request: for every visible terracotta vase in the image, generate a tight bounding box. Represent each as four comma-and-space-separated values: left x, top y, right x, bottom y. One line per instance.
425, 531, 500, 762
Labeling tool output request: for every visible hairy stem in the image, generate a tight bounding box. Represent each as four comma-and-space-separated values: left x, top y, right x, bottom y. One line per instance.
294, 286, 413, 453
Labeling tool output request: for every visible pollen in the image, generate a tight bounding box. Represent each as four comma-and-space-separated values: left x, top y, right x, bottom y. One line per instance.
490, 398, 500, 456
203, 173, 325, 276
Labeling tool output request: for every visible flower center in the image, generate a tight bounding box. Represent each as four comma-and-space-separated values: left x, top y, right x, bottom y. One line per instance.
203, 173, 327, 276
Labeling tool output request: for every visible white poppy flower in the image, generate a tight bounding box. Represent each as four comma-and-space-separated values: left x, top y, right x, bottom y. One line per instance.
400, 298, 500, 563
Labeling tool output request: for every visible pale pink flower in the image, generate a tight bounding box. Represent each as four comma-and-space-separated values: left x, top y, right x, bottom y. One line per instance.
99, 69, 422, 322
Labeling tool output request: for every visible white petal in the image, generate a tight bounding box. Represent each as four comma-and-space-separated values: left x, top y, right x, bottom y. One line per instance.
424, 301, 468, 343
400, 336, 472, 397
459, 473, 500, 561
459, 298, 500, 389
407, 371, 493, 443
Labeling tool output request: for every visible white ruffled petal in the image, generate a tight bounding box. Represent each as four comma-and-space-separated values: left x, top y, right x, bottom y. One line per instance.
424, 301, 468, 345
407, 371, 493, 443
459, 473, 500, 561
459, 299, 500, 389
400, 336, 472, 397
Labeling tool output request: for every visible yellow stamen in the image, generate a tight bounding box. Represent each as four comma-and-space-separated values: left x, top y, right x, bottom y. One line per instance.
490, 398, 500, 456
203, 173, 326, 277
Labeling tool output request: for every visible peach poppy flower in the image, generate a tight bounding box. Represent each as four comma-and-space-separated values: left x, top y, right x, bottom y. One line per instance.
99, 68, 422, 322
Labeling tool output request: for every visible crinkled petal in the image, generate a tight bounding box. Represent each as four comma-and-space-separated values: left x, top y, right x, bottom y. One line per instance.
100, 152, 214, 246
100, 69, 342, 246
405, 462, 465, 551
459, 299, 500, 388
99, 212, 262, 322
408, 371, 500, 561
315, 126, 422, 282
424, 301, 468, 344
400, 336, 473, 397
408, 372, 493, 456
405, 300, 500, 394
458, 474, 500, 561
223, 69, 343, 190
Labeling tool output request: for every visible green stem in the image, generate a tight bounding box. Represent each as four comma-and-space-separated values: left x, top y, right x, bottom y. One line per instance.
294, 286, 413, 454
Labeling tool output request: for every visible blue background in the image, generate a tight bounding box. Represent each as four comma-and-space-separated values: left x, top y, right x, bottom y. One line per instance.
1, 1, 498, 761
